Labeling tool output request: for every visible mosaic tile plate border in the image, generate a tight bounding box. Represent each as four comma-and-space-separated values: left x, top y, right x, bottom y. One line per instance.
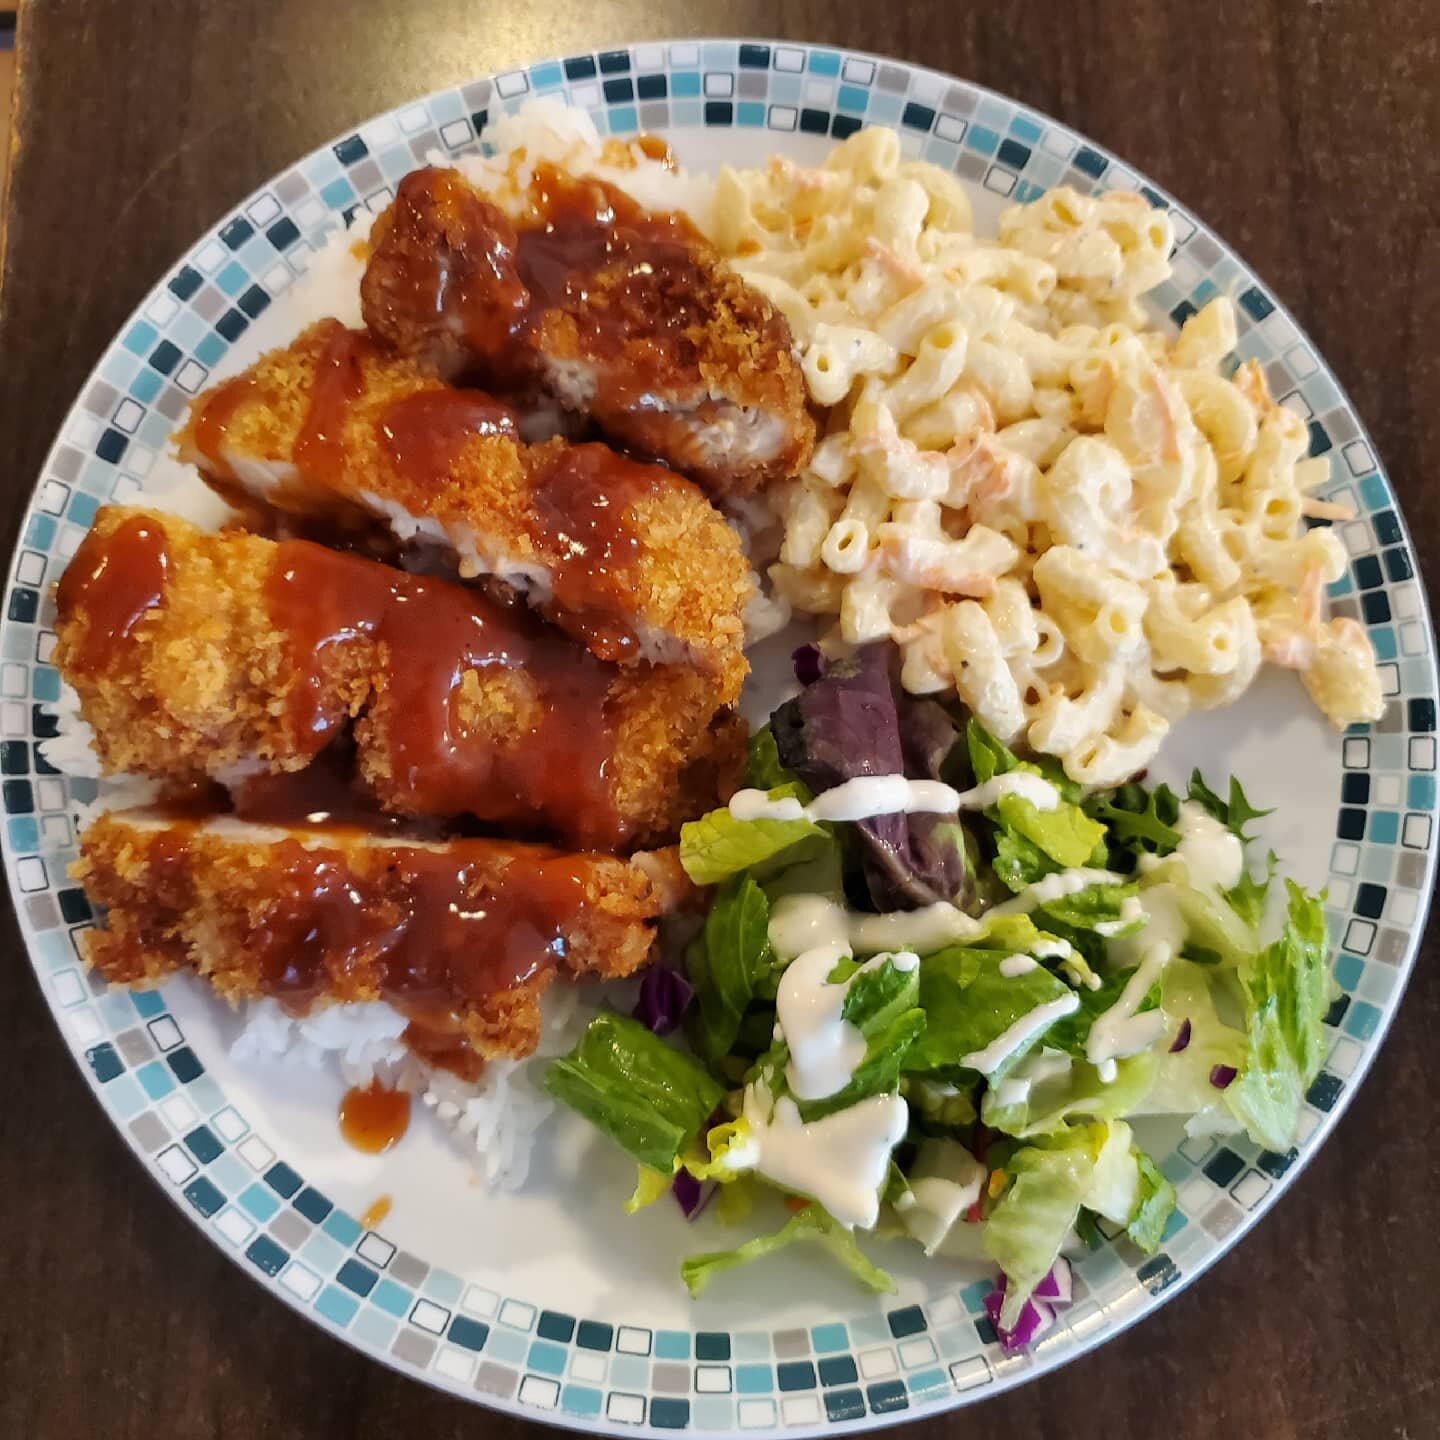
4, 40, 1437, 1437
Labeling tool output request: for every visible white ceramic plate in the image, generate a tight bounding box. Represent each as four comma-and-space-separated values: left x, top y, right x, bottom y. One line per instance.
6, 40, 1437, 1436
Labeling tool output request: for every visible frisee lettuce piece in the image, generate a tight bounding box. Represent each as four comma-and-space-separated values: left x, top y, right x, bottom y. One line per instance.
545, 1014, 725, 1173
681, 1203, 894, 1297
687, 874, 775, 1065
985, 1123, 1107, 1326
1084, 781, 1183, 858
679, 784, 829, 885
1187, 771, 1272, 841
1226, 880, 1333, 1151
1226, 850, 1278, 929
1128, 1150, 1176, 1252
904, 947, 1074, 1075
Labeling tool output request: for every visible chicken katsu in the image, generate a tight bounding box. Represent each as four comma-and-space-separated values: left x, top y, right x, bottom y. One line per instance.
360, 164, 814, 495
77, 810, 683, 1069
54, 507, 744, 851
177, 320, 753, 681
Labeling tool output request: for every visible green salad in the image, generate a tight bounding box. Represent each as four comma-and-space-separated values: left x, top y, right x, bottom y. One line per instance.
545, 644, 1333, 1350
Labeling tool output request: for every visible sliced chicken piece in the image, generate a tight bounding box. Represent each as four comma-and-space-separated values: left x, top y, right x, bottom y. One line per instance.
176, 319, 752, 685
360, 164, 815, 495
76, 809, 685, 1068
54, 506, 744, 851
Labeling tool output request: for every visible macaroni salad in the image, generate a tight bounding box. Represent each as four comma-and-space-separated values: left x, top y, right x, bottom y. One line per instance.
712, 128, 1384, 786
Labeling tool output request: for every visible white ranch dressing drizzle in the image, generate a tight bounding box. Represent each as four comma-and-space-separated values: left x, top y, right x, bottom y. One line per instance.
1031, 935, 1074, 960
1086, 942, 1173, 1080
960, 992, 1081, 1074
1175, 802, 1245, 891
776, 943, 865, 1101
1095, 894, 1145, 937
988, 867, 1129, 917
999, 954, 1040, 977
735, 1087, 909, 1230
768, 893, 981, 962
726, 770, 1059, 826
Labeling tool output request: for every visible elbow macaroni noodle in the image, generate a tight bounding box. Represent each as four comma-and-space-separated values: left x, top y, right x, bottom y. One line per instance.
715, 128, 1385, 785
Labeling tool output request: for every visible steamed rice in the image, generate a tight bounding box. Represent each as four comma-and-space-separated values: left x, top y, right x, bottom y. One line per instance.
46, 98, 700, 1191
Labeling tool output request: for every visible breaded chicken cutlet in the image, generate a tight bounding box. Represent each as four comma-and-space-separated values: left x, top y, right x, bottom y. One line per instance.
54, 507, 744, 851
360, 164, 815, 496
76, 810, 685, 1068
176, 320, 752, 683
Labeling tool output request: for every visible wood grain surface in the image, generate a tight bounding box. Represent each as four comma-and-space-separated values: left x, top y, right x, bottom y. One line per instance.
1, 2, 1437, 1437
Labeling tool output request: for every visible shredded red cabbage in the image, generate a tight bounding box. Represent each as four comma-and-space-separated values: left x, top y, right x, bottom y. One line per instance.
671, 1168, 716, 1221
633, 967, 694, 1036
1169, 1018, 1193, 1053
791, 643, 824, 685
983, 1264, 1071, 1352
1209, 1063, 1237, 1089
1032, 1256, 1072, 1304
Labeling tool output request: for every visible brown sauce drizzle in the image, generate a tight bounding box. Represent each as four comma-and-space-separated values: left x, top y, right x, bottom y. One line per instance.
378, 389, 520, 479
190, 374, 259, 464
263, 536, 624, 845
359, 1193, 394, 1228
525, 442, 674, 662
229, 832, 590, 1014
339, 1083, 410, 1155
55, 516, 170, 674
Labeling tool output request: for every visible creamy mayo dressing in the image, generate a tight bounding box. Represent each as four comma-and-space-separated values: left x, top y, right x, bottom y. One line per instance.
768, 893, 981, 962
1086, 942, 1173, 1080
991, 1048, 1073, 1110
737, 1087, 909, 1230
1095, 894, 1145, 937
998, 954, 1039, 977
1032, 935, 1074, 959
960, 992, 1081, 1074
1175, 803, 1244, 891
989, 867, 1128, 917
726, 770, 1059, 826
776, 942, 867, 1101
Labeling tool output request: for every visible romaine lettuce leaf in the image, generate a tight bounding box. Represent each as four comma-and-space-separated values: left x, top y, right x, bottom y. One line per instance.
545, 1013, 725, 1173
894, 1137, 987, 1255
681, 1203, 894, 1297
981, 1053, 1156, 1136
687, 874, 775, 1065
905, 948, 1075, 1075
985, 1124, 1107, 1326
967, 719, 1105, 869
745, 724, 809, 795
1128, 1150, 1175, 1252
1129, 957, 1247, 1129
758, 953, 927, 1119
1225, 880, 1333, 1151
679, 785, 828, 886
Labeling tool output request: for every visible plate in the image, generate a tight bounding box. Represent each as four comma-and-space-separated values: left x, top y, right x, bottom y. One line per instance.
5, 39, 1437, 1435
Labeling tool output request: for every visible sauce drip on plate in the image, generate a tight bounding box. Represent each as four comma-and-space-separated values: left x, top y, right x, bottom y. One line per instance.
340, 1083, 410, 1154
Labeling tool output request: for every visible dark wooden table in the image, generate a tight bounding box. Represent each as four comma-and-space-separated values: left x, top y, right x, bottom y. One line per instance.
2, 2, 1437, 1436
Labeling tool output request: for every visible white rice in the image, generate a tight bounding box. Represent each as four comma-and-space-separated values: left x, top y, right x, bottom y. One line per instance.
229, 983, 593, 1189
47, 98, 699, 1191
